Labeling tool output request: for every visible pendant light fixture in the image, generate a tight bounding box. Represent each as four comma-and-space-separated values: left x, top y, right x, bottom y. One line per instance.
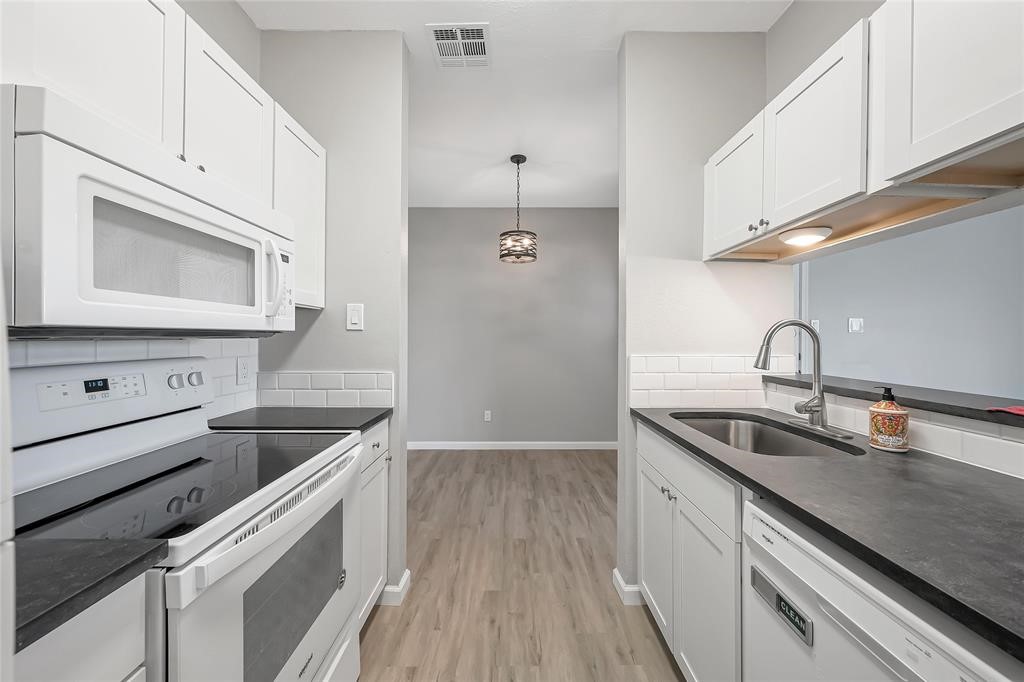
498, 154, 538, 263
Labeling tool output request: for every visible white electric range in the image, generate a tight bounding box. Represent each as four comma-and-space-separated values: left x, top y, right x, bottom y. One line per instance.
11, 357, 363, 682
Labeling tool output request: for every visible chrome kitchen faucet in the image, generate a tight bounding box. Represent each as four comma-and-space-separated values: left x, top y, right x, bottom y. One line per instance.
754, 319, 853, 439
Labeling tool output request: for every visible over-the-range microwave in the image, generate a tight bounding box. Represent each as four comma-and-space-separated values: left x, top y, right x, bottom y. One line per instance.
1, 85, 295, 338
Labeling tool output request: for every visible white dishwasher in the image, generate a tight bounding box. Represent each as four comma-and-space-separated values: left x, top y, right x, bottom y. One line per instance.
742, 500, 1024, 682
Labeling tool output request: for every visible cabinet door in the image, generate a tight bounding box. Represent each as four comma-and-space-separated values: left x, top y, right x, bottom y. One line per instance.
358, 452, 389, 626
884, 0, 1024, 179
703, 112, 764, 259
0, 0, 185, 155
674, 495, 739, 682
184, 18, 274, 203
763, 20, 868, 229
273, 104, 327, 309
637, 457, 675, 643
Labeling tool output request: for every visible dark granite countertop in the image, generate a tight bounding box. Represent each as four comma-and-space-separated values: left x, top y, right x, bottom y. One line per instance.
15, 538, 167, 652
632, 407, 1024, 662
208, 407, 392, 432
764, 374, 1024, 427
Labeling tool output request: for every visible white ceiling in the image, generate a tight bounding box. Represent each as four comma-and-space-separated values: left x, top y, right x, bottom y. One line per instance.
240, 1, 792, 207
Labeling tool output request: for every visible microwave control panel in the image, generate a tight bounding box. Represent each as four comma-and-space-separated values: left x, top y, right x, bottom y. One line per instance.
37, 373, 147, 412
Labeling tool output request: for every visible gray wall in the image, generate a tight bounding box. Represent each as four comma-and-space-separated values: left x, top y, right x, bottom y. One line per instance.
258, 31, 410, 585
616, 32, 794, 586
177, 0, 261, 80
808, 206, 1024, 399
408, 208, 618, 443
765, 0, 883, 100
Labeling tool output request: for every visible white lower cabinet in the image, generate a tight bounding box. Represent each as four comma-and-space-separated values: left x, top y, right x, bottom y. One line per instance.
674, 494, 740, 682
15, 574, 145, 682
637, 424, 741, 682
358, 419, 391, 627
638, 456, 675, 642
316, 613, 360, 682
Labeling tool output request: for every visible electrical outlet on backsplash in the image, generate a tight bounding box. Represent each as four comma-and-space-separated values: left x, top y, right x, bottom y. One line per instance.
7, 338, 260, 419
258, 371, 394, 408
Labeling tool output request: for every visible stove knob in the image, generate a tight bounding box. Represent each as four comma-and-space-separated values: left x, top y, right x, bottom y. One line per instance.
167, 373, 185, 390
187, 486, 205, 503
166, 496, 185, 514
187, 371, 205, 387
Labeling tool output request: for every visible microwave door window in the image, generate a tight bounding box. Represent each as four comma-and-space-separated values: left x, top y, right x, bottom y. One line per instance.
92, 197, 256, 306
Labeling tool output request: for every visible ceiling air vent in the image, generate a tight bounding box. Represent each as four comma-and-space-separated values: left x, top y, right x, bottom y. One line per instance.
426, 23, 490, 68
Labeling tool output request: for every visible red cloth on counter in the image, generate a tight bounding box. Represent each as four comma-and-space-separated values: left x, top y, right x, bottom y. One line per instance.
987, 406, 1024, 417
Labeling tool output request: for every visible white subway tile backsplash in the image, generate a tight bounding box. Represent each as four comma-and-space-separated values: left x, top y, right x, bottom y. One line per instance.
649, 390, 683, 408
344, 373, 377, 390
293, 390, 327, 407
929, 412, 1001, 437
630, 356, 647, 373
310, 373, 345, 390
630, 390, 650, 408
220, 338, 251, 357
376, 373, 394, 390
728, 373, 763, 390
646, 356, 679, 373
711, 356, 745, 373
664, 374, 697, 390
909, 421, 962, 457
95, 340, 149, 362
27, 340, 95, 365
8, 341, 27, 368
257, 373, 278, 389
677, 390, 715, 407
327, 390, 360, 407
259, 389, 294, 406
713, 390, 748, 408
775, 356, 798, 373
1000, 425, 1024, 444
677, 356, 712, 373
359, 390, 392, 407
961, 433, 1024, 478
208, 357, 237, 379
632, 373, 665, 390
278, 373, 311, 390
746, 390, 766, 408
696, 373, 730, 390
188, 339, 222, 358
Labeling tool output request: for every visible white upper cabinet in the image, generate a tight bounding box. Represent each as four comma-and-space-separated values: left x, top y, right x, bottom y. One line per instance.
883, 0, 1024, 180
0, 0, 185, 154
184, 18, 274, 203
273, 105, 327, 309
763, 20, 869, 229
702, 112, 765, 259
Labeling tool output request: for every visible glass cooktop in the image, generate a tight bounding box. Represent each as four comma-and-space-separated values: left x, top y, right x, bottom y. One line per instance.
15, 431, 351, 542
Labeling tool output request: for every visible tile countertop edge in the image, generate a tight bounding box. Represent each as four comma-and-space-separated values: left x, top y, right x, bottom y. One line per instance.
763, 374, 1024, 427
15, 538, 168, 653
630, 407, 1024, 663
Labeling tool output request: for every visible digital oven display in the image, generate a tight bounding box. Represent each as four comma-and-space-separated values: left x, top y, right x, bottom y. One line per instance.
84, 378, 110, 394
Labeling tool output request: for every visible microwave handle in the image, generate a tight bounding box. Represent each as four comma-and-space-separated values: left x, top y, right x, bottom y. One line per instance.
264, 239, 286, 317
191, 447, 360, 593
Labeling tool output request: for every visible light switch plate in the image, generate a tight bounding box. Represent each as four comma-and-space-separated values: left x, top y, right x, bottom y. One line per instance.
848, 317, 864, 333
346, 303, 364, 331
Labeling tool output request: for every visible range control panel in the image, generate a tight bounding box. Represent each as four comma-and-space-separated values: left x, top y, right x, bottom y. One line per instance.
12, 357, 215, 448
38, 373, 148, 411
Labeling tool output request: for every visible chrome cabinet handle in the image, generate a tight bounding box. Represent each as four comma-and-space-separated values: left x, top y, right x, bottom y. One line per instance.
372, 441, 381, 449
197, 164, 206, 172
177, 153, 186, 162
660, 486, 669, 495
759, 218, 770, 227
667, 492, 677, 501
385, 454, 392, 463
748, 223, 757, 232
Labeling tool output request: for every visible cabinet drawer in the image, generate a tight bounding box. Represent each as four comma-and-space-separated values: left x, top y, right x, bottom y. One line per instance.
637, 424, 739, 541
360, 419, 389, 470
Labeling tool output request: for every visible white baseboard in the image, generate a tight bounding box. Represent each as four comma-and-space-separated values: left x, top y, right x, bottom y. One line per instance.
612, 568, 644, 606
378, 568, 411, 606
408, 441, 617, 451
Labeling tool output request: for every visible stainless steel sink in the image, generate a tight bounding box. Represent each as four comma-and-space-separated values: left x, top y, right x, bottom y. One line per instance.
670, 412, 865, 457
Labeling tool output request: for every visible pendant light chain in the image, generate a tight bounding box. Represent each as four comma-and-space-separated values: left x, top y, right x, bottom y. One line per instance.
498, 153, 538, 264
515, 160, 521, 229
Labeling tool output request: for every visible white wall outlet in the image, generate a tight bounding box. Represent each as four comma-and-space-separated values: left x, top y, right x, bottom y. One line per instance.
346, 303, 365, 331
483, 410, 492, 422
848, 317, 865, 333
236, 357, 250, 386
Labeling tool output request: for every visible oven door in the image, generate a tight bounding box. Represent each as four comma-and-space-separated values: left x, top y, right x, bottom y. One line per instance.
11, 134, 294, 333
164, 447, 360, 682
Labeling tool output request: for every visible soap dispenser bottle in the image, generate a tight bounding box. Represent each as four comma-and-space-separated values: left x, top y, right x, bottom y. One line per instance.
869, 387, 910, 452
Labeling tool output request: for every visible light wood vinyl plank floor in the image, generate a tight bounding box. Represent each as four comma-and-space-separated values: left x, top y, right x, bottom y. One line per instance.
359, 450, 684, 682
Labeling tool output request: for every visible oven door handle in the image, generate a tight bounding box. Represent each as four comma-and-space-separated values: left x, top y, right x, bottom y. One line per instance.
166, 446, 361, 609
